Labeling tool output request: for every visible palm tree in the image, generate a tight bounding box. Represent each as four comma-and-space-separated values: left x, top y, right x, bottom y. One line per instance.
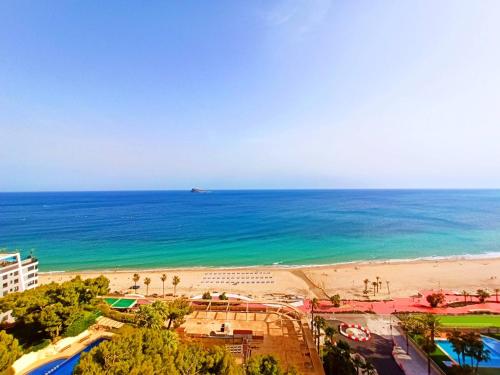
133, 273, 140, 289
447, 330, 465, 366
462, 290, 468, 304
419, 335, 437, 375
329, 294, 341, 307
386, 280, 390, 295
476, 289, 490, 303
495, 288, 499, 303
472, 340, 491, 373
363, 279, 369, 293
375, 276, 380, 293
313, 316, 326, 354
399, 315, 416, 354
310, 297, 319, 331
371, 281, 377, 296
172, 275, 180, 297
324, 326, 336, 344
420, 313, 441, 344
144, 277, 151, 296
160, 274, 167, 298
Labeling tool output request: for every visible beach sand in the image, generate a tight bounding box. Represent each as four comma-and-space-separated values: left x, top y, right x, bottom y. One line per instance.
38, 258, 500, 300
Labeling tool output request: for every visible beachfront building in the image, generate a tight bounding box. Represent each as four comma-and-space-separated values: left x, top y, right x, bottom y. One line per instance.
0, 252, 39, 297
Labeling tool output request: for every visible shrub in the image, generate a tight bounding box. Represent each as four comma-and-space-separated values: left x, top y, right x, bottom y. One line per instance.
28, 339, 51, 352
63, 311, 100, 337
219, 292, 228, 300
97, 303, 135, 324
426, 293, 445, 308
202, 291, 212, 300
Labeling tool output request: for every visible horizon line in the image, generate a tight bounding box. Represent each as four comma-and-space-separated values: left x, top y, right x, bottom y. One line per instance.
1, 187, 500, 194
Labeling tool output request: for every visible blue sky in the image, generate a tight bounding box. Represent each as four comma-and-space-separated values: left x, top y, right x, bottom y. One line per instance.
1, 1, 500, 191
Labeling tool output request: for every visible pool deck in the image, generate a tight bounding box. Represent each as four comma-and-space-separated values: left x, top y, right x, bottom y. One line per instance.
17, 330, 113, 375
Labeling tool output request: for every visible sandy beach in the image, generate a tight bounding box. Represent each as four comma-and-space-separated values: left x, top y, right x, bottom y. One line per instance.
39, 257, 500, 300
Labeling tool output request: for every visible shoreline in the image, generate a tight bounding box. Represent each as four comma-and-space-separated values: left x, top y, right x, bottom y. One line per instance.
38, 252, 500, 274
39, 256, 500, 300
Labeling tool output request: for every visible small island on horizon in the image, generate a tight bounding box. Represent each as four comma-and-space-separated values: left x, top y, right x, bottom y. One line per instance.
190, 187, 209, 193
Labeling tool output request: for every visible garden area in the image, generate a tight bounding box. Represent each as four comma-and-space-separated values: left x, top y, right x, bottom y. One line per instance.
399, 313, 500, 375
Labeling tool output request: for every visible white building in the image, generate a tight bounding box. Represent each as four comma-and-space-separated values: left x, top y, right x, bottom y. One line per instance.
0, 252, 39, 297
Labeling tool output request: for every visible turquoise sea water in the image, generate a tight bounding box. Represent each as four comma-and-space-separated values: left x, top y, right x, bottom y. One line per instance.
1, 190, 500, 271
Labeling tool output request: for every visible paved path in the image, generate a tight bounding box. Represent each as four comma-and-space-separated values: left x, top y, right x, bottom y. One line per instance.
326, 314, 442, 375
392, 330, 441, 375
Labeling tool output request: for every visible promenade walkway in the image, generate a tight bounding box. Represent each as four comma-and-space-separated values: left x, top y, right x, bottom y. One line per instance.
301, 290, 500, 315
392, 326, 442, 375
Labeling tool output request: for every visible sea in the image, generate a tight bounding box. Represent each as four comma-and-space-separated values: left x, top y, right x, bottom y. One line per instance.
1, 190, 500, 272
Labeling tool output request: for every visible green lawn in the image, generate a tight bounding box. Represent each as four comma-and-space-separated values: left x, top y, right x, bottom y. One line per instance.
437, 314, 500, 328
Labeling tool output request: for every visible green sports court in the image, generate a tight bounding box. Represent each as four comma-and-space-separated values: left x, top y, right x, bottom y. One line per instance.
104, 297, 137, 309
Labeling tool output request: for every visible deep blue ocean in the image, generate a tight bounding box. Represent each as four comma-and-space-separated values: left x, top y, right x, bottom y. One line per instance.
1, 190, 500, 271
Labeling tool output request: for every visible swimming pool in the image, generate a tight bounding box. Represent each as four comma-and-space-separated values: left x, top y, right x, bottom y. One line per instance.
28, 338, 107, 375
436, 336, 500, 368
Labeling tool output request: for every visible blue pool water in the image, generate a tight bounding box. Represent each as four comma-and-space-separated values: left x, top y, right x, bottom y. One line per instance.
28, 338, 106, 375
437, 336, 500, 368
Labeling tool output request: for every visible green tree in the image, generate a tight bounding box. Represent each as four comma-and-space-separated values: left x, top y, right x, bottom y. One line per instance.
460, 332, 491, 373
426, 293, 445, 308
313, 316, 326, 354
363, 279, 369, 294
161, 274, 167, 298
0, 330, 23, 375
476, 289, 490, 303
172, 275, 180, 297
39, 303, 67, 339
472, 342, 490, 374
322, 339, 356, 375
462, 290, 469, 304
371, 282, 377, 296
246, 355, 282, 375
219, 292, 228, 301
324, 326, 336, 344
75, 326, 241, 375
165, 299, 192, 329
419, 335, 436, 375
310, 297, 319, 331
329, 294, 341, 307
83, 275, 110, 297
202, 291, 212, 300
419, 314, 441, 345
133, 273, 140, 289
144, 277, 151, 296
447, 330, 465, 366
0, 276, 111, 342
399, 314, 425, 354
135, 304, 164, 329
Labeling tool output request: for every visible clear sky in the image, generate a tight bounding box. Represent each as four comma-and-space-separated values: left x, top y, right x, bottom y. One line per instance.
1, 1, 500, 191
